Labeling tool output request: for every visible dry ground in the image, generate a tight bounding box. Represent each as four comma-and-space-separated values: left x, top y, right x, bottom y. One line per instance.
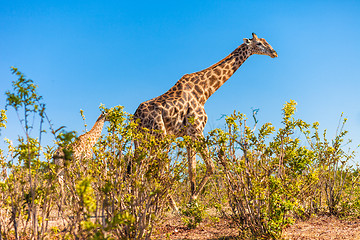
284, 215, 360, 240
5, 210, 360, 239
153, 214, 360, 240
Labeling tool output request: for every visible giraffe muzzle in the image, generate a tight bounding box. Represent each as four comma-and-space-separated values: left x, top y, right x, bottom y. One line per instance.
271, 51, 278, 58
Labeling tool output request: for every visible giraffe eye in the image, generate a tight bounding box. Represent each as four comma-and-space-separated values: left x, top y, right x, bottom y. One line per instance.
256, 42, 262, 46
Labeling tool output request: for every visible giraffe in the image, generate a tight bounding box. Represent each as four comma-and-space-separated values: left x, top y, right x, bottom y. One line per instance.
53, 112, 108, 163
133, 33, 278, 201
53, 112, 108, 203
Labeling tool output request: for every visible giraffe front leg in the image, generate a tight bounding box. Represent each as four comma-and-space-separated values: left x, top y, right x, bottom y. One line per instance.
191, 147, 214, 201
187, 147, 197, 198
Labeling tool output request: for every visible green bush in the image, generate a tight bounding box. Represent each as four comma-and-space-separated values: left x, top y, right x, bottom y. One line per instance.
0, 68, 359, 240
207, 100, 358, 239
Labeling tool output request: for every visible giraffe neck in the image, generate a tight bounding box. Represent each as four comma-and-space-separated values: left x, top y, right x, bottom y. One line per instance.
190, 43, 252, 104
82, 115, 106, 147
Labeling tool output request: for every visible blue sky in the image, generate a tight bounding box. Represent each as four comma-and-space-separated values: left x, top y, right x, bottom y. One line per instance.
1, 1, 360, 161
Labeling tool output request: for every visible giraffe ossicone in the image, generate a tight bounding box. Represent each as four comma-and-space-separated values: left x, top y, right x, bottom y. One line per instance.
133, 33, 278, 201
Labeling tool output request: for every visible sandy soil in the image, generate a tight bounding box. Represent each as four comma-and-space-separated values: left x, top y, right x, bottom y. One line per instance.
284, 215, 360, 240
153, 214, 360, 240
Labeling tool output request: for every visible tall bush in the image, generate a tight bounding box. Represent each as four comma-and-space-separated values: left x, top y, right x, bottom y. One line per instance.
208, 100, 319, 239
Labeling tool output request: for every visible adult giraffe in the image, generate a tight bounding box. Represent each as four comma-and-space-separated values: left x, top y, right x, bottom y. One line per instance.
133, 33, 278, 201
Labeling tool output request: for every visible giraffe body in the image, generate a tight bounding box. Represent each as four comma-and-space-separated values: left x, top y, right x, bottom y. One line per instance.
134, 33, 278, 200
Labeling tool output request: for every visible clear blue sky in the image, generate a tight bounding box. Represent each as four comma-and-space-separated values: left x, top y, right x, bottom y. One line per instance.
1, 1, 360, 161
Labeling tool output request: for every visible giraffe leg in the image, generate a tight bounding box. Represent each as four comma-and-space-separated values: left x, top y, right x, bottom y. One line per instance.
187, 147, 197, 197
127, 140, 139, 175
168, 195, 180, 214
191, 147, 214, 201
57, 171, 66, 214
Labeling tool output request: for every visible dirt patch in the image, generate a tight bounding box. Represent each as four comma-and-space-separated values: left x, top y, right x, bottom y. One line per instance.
284, 215, 360, 240
153, 215, 238, 240
153, 214, 360, 240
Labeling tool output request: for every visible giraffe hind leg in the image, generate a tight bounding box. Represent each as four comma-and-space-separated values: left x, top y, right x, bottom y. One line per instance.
187, 147, 197, 197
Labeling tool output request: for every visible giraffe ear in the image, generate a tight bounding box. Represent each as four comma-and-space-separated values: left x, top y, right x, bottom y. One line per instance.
252, 33, 259, 40
243, 38, 251, 45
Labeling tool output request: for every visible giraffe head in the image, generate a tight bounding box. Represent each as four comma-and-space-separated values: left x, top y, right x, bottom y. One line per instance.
243, 33, 278, 58
98, 112, 109, 122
